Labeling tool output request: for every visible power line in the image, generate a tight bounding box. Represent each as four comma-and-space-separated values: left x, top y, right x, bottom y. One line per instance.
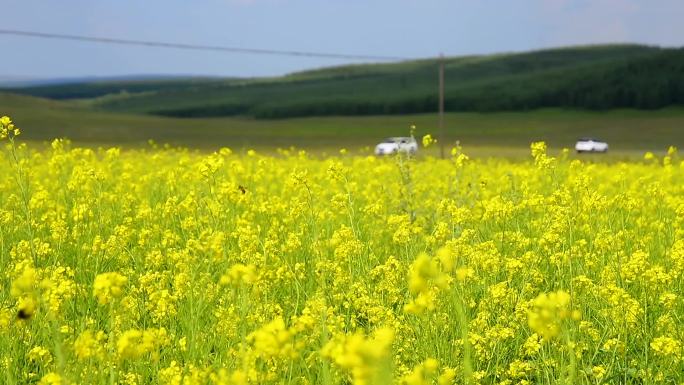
0, 28, 408, 61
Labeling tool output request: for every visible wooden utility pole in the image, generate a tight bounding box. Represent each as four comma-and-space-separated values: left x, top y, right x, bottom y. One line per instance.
439, 53, 445, 159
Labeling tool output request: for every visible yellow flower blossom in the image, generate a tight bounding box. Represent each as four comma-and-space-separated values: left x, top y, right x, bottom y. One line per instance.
650, 336, 682, 360
323, 327, 394, 385
220, 263, 257, 287
37, 372, 65, 385
73, 330, 106, 360
422, 134, 436, 148
93, 272, 128, 305
0, 115, 20, 139
117, 328, 169, 360
527, 290, 579, 340
27, 346, 52, 366
592, 365, 607, 380
247, 317, 296, 359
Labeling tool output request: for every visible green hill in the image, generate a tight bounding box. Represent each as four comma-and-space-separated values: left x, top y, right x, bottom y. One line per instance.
4, 91, 684, 159
6, 44, 684, 119
4, 77, 226, 100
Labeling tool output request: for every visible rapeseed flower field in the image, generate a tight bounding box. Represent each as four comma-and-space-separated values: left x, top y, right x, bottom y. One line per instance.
1, 115, 683, 384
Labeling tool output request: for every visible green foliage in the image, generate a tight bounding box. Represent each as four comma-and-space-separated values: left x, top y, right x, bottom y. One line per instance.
8, 45, 683, 119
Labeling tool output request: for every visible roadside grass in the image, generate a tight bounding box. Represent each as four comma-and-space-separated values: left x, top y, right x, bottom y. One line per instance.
3, 92, 683, 160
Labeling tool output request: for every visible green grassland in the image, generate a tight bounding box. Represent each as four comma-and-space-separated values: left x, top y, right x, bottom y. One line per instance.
3, 92, 683, 160
8, 45, 684, 120
3, 44, 683, 158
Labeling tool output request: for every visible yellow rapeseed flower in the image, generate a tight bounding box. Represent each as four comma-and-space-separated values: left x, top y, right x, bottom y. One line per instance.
0, 115, 20, 139
323, 327, 394, 385
422, 134, 436, 148
527, 290, 579, 340
93, 272, 128, 305
117, 328, 169, 360
247, 317, 295, 359
73, 330, 106, 360
404, 253, 450, 314
37, 372, 65, 385
220, 263, 257, 287
650, 336, 682, 360
27, 346, 52, 365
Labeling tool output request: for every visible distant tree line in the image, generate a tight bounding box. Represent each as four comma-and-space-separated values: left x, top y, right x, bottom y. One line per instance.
155, 49, 684, 119
8, 46, 684, 119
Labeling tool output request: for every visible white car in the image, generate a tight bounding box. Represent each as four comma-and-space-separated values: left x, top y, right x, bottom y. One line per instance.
575, 138, 608, 153
374, 137, 418, 155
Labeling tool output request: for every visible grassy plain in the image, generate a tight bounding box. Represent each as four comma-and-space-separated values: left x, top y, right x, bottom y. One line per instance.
3, 93, 683, 160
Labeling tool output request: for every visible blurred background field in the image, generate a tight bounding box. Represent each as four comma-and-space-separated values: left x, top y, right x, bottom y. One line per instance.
3, 44, 683, 159
7, 45, 683, 118
4, 89, 682, 160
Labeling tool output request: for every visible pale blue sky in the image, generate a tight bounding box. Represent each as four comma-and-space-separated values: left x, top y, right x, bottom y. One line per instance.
2, 0, 683, 79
